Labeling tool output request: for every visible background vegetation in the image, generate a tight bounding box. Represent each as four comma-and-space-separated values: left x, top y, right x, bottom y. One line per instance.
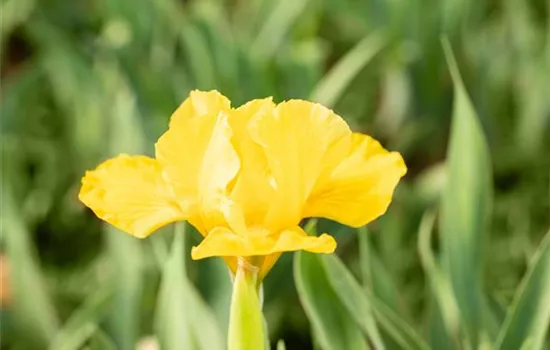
1, 0, 549, 349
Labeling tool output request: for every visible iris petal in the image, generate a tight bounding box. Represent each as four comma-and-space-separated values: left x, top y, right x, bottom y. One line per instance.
304, 133, 407, 227
190, 226, 336, 259
249, 100, 351, 231
79, 155, 188, 238
197, 114, 241, 231
155, 90, 230, 201
155, 90, 239, 234
229, 98, 276, 227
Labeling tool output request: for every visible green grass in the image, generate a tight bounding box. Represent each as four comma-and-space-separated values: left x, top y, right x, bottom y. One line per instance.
1, 0, 549, 349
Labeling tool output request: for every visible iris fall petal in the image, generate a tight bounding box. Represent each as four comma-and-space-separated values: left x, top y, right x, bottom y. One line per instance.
79, 155, 188, 238
191, 226, 336, 259
304, 133, 407, 227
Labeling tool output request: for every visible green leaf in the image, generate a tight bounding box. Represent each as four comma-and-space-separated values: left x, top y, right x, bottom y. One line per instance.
495, 231, 550, 350
294, 251, 369, 350
358, 227, 373, 289
155, 223, 224, 350
155, 223, 193, 350
321, 254, 385, 349
250, 0, 310, 61
516, 55, 550, 157
427, 297, 455, 350
105, 228, 144, 350
187, 277, 225, 350
310, 32, 385, 108
180, 23, 217, 90
323, 253, 429, 350
358, 227, 403, 314
195, 256, 232, 338
49, 283, 115, 350
100, 58, 148, 350
193, 4, 239, 95
1, 186, 59, 347
440, 38, 493, 344
417, 211, 460, 347
88, 330, 118, 350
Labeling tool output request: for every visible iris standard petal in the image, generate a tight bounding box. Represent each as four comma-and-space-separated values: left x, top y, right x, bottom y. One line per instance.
79, 154, 188, 238
170, 90, 230, 126
229, 98, 276, 226
197, 113, 241, 231
155, 90, 230, 199
156, 91, 239, 234
249, 100, 351, 231
304, 133, 407, 227
190, 226, 336, 259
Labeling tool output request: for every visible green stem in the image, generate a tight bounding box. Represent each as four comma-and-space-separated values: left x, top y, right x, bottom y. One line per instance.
228, 258, 265, 350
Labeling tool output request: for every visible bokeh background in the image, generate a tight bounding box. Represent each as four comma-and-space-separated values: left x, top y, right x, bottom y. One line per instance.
1, 0, 549, 349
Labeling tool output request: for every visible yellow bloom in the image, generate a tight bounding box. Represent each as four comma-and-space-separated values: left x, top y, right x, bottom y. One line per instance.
79, 90, 406, 277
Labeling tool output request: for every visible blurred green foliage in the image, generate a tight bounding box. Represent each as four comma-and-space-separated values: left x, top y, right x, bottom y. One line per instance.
1, 0, 549, 349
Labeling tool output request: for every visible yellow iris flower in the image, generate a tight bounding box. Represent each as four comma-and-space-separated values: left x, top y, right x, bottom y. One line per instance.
79, 90, 406, 278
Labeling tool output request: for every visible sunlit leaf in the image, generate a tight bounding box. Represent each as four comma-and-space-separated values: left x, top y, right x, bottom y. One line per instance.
294, 251, 369, 350
441, 38, 494, 344
322, 253, 384, 349
417, 211, 460, 346
323, 253, 429, 350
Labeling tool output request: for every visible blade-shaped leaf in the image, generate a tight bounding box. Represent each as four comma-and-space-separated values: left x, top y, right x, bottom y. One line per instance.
417, 211, 460, 347
187, 279, 225, 350
49, 283, 115, 350
155, 223, 224, 350
99, 58, 148, 350
358, 227, 403, 314
294, 251, 369, 350
310, 32, 385, 108
322, 254, 384, 349
323, 253, 429, 350
180, 23, 217, 90
440, 38, 493, 344
88, 329, 118, 350
495, 231, 550, 350
155, 223, 193, 350
427, 296, 455, 350
106, 228, 144, 350
250, 0, 310, 61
